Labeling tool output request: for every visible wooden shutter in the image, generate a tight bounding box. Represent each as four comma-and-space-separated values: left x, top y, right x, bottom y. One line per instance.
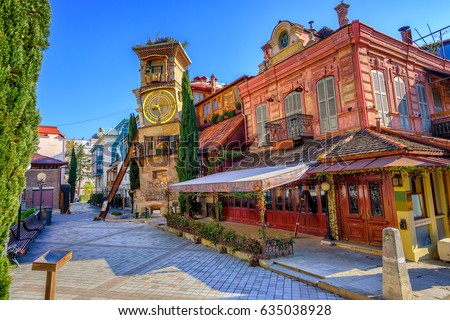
394, 77, 410, 130
417, 84, 431, 132
284, 91, 302, 117
256, 104, 268, 145
317, 77, 338, 132
371, 70, 390, 126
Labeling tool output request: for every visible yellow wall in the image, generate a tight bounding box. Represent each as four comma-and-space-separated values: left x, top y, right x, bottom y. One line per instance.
393, 171, 449, 261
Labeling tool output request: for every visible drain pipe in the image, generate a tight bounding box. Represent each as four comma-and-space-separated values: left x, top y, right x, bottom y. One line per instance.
352, 21, 369, 128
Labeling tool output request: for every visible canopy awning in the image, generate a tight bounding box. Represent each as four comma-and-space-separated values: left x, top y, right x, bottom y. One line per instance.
168, 163, 310, 193
308, 155, 450, 175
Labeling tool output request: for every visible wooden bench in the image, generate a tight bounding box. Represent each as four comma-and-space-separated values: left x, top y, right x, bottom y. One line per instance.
7, 214, 44, 266
22, 213, 45, 233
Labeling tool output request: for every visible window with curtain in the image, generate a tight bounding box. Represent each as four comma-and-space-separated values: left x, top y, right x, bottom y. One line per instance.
433, 88, 443, 114
371, 70, 390, 126
394, 76, 410, 130
317, 76, 338, 133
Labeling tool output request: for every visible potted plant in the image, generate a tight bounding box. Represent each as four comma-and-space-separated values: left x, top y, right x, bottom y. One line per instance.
235, 101, 242, 113
211, 113, 219, 124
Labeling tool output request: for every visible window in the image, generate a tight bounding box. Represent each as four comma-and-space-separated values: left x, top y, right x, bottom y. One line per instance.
279, 31, 289, 49
433, 88, 443, 114
144, 136, 177, 155
152, 170, 167, 180
203, 103, 210, 116
431, 172, 444, 215
411, 176, 427, 218
394, 77, 410, 130
146, 60, 164, 75
265, 190, 273, 210
256, 104, 269, 146
371, 70, 390, 126
317, 76, 338, 132
285, 188, 294, 212
306, 184, 318, 213
275, 188, 283, 211
347, 182, 359, 215
194, 93, 204, 104
416, 83, 431, 132
368, 181, 383, 216
284, 91, 302, 116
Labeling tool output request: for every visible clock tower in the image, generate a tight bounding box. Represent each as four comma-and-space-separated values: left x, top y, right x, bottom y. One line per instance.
132, 38, 191, 214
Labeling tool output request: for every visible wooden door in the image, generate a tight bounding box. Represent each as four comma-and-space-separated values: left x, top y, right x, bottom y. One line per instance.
341, 175, 391, 246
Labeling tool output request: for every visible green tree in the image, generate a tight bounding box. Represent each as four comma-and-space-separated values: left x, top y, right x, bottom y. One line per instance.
128, 113, 139, 212
75, 144, 91, 196
68, 148, 77, 202
176, 71, 199, 214
0, 0, 51, 299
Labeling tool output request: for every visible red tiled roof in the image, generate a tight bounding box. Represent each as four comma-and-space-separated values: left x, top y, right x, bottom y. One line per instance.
38, 126, 65, 138
31, 154, 67, 166
324, 129, 445, 161
199, 116, 244, 152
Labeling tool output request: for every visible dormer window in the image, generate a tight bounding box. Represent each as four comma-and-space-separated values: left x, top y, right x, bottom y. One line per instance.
279, 31, 289, 49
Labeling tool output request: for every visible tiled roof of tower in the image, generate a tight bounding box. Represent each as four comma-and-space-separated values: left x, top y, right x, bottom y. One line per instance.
38, 126, 65, 138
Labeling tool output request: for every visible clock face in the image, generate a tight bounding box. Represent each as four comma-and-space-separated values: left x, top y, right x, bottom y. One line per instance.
142, 90, 177, 124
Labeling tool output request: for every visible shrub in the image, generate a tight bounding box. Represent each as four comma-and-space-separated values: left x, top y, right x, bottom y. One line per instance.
88, 193, 106, 206
211, 113, 219, 123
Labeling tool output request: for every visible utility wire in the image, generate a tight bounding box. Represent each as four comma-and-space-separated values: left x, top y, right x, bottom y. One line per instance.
56, 107, 132, 127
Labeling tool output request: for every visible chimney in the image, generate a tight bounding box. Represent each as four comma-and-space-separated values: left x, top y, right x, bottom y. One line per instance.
398, 26, 413, 45
334, 1, 350, 28
210, 74, 216, 94
375, 117, 381, 133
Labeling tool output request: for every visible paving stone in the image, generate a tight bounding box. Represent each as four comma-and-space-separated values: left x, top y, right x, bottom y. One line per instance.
9, 203, 342, 300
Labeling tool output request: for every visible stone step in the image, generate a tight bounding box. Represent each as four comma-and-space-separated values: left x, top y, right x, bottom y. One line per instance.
273, 260, 325, 279
334, 241, 382, 256
268, 263, 323, 286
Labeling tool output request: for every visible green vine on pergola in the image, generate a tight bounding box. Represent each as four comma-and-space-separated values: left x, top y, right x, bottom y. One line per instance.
313, 165, 450, 179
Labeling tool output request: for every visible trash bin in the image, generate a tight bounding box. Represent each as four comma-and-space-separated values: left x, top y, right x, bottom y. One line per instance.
44, 207, 52, 225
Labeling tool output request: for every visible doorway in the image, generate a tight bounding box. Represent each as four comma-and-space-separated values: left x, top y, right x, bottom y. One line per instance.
340, 175, 393, 246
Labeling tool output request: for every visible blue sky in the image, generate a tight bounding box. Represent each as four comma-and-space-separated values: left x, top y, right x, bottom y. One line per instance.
37, 0, 450, 140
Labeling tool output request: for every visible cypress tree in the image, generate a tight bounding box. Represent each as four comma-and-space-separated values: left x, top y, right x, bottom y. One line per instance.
176, 70, 199, 213
0, 0, 51, 299
68, 148, 77, 203
128, 113, 140, 212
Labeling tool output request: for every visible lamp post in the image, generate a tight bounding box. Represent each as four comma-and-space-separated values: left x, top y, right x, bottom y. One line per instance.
37, 172, 46, 221
321, 181, 334, 241
17, 197, 22, 239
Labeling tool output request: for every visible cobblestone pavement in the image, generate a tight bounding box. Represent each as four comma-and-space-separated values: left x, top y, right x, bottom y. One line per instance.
9, 203, 343, 300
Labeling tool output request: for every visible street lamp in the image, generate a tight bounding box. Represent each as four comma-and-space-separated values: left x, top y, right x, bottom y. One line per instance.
37, 172, 46, 221
321, 181, 334, 241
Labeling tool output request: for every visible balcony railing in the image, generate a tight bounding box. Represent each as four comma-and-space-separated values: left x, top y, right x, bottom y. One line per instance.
265, 113, 314, 142
432, 112, 450, 137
